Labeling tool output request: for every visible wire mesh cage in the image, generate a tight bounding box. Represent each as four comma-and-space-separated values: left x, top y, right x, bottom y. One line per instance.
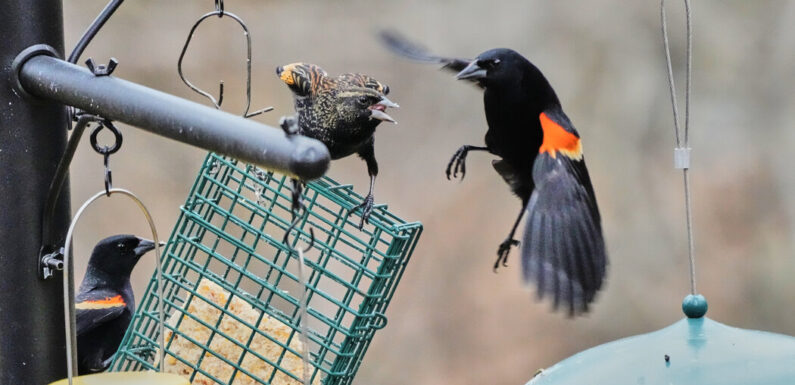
110, 152, 422, 385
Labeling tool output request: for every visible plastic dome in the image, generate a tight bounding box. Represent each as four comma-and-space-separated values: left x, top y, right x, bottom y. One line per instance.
528, 297, 795, 385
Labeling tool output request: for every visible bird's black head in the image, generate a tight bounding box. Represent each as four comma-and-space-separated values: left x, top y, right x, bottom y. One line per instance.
456, 48, 559, 107
333, 87, 399, 127
456, 48, 531, 85
87, 234, 156, 278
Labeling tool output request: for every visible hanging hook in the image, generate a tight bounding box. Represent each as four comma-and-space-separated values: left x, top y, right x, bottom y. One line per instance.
177, 2, 273, 117
89, 119, 123, 196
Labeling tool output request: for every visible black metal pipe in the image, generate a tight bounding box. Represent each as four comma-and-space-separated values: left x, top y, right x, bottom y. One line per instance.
17, 54, 330, 180
0, 1, 70, 383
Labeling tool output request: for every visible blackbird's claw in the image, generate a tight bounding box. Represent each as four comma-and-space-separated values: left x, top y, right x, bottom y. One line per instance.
493, 238, 520, 272
279, 115, 299, 136
349, 194, 375, 229
289, 179, 306, 214
446, 146, 469, 180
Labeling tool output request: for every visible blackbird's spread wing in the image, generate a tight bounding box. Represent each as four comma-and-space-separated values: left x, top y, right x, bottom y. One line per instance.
379, 30, 478, 85
75, 288, 128, 336
520, 111, 607, 316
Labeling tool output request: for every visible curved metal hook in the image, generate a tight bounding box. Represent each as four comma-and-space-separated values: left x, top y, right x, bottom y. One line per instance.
283, 211, 316, 254
89, 119, 123, 196
62, 189, 166, 384
177, 7, 273, 117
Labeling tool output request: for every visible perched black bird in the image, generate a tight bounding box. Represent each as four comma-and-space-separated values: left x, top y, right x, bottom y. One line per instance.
276, 63, 398, 228
381, 32, 607, 315
76, 235, 156, 373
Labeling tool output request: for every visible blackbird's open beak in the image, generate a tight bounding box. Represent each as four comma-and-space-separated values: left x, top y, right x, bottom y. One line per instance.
369, 96, 399, 124
455, 60, 487, 80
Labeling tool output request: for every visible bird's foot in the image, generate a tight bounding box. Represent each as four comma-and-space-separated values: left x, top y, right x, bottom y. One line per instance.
349, 194, 375, 229
493, 238, 520, 272
282, 179, 307, 244
279, 115, 299, 136
446, 145, 471, 180
289, 179, 306, 214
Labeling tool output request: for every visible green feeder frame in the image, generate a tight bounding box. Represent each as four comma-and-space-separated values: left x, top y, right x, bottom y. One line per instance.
110, 153, 422, 384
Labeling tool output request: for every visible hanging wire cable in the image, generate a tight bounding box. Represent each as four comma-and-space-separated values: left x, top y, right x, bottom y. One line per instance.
296, 247, 312, 385
294, 229, 315, 385
661, 0, 697, 295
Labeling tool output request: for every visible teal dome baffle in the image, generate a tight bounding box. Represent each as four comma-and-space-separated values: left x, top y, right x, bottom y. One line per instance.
527, 295, 795, 385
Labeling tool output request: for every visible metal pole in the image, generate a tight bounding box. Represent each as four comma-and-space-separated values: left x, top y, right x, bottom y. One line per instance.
0, 1, 70, 383
16, 55, 330, 180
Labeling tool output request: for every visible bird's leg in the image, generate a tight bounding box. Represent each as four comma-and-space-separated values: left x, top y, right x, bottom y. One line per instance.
279, 115, 306, 219
100, 353, 116, 371
349, 175, 376, 229
289, 178, 306, 217
446, 145, 489, 180
495, 203, 527, 271
348, 145, 378, 229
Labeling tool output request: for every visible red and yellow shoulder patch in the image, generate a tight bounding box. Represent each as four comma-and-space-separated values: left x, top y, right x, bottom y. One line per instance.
538, 112, 583, 160
76, 294, 126, 310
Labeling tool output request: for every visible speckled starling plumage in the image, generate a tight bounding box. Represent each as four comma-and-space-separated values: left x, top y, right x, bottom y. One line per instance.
276, 63, 398, 228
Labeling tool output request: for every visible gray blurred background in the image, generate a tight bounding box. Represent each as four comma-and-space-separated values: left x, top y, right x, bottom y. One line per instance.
63, 1, 795, 384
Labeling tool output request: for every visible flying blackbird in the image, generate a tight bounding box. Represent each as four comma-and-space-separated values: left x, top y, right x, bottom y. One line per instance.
276, 63, 398, 228
76, 234, 157, 373
381, 32, 607, 315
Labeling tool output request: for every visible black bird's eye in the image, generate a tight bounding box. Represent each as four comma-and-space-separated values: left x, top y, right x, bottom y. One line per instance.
479, 59, 500, 69
358, 96, 370, 105
382, 85, 390, 95
117, 242, 126, 250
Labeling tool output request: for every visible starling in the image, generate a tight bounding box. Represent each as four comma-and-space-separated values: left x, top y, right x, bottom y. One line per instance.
276, 63, 398, 228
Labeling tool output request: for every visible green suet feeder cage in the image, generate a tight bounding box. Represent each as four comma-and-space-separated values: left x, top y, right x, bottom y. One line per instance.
527, 296, 795, 384
110, 153, 422, 385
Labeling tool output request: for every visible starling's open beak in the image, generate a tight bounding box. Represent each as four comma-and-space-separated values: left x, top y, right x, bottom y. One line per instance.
369, 96, 399, 124
455, 61, 487, 80
134, 238, 157, 256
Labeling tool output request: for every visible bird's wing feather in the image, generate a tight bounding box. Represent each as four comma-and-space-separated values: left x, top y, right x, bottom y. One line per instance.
75, 288, 128, 336
378, 30, 478, 84
520, 111, 606, 316
521, 154, 607, 316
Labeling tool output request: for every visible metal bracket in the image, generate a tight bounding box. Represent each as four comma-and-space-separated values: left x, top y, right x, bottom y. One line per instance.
10, 44, 60, 100
40, 247, 65, 280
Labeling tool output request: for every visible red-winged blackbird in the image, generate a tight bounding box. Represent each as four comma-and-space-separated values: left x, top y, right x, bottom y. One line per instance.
76, 235, 156, 373
381, 32, 607, 315
276, 63, 398, 228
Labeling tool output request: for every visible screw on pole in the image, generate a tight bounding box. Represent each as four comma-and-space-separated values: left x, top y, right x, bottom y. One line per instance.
85, 57, 118, 76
